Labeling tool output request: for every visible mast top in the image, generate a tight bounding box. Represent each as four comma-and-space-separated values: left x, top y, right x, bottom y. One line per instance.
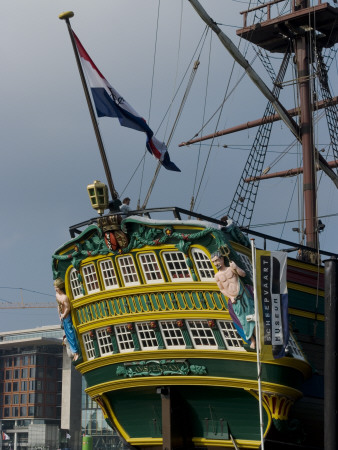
59, 11, 74, 21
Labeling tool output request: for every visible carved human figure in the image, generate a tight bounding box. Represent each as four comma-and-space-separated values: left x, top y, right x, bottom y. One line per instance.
211, 252, 256, 349
54, 278, 80, 361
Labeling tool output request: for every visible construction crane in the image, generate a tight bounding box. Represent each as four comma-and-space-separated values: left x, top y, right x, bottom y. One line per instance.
0, 288, 55, 309
0, 301, 55, 309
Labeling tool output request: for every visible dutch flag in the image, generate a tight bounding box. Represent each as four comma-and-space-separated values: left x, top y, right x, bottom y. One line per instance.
73, 32, 180, 172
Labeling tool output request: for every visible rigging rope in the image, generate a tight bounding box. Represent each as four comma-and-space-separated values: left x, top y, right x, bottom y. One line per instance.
141, 30, 209, 209
316, 48, 338, 171
190, 32, 212, 212
137, 0, 162, 208
121, 26, 209, 201
227, 47, 291, 227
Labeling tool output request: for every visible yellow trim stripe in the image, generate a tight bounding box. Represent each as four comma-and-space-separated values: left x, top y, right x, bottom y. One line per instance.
288, 281, 324, 296
85, 375, 303, 400
289, 308, 324, 321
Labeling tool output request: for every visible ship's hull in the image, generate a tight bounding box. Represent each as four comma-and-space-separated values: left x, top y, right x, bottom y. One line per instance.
52, 214, 323, 449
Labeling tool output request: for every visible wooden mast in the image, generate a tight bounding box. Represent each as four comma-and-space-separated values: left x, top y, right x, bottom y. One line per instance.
189, 0, 338, 250
294, 0, 318, 249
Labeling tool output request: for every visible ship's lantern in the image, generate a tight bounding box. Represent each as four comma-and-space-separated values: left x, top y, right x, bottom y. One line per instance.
87, 181, 108, 215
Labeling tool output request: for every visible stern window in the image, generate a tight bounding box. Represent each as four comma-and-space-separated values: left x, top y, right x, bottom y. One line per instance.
136, 323, 158, 350
163, 251, 192, 281
96, 328, 114, 356
83, 264, 100, 293
118, 256, 139, 286
218, 320, 244, 351
99, 259, 119, 289
83, 333, 96, 360
69, 268, 83, 299
159, 321, 186, 349
139, 253, 163, 284
115, 325, 135, 353
186, 320, 218, 349
191, 248, 214, 280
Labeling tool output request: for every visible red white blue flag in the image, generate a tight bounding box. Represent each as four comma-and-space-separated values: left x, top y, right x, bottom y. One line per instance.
255, 250, 289, 360
73, 32, 180, 172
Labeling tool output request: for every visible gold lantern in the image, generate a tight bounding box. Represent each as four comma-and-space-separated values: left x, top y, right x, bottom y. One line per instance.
87, 180, 108, 215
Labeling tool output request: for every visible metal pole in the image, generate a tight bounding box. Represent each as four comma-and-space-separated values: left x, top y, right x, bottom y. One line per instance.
59, 11, 118, 202
250, 239, 265, 450
324, 257, 338, 450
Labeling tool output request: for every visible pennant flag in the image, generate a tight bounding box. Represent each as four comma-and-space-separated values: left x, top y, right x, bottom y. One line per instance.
2, 432, 10, 440
73, 32, 180, 172
256, 250, 289, 360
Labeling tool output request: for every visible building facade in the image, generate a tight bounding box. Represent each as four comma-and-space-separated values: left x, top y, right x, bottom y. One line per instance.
0, 326, 124, 450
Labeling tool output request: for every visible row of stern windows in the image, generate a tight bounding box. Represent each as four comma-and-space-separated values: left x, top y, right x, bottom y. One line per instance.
69, 249, 218, 299
82, 319, 305, 361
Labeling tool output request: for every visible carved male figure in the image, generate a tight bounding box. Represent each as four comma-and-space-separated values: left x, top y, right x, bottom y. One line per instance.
211, 251, 256, 349
54, 278, 80, 361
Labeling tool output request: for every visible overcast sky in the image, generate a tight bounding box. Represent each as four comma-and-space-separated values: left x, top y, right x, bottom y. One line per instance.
1, 0, 337, 332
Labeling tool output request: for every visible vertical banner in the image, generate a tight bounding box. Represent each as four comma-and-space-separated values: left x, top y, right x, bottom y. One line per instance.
256, 250, 289, 360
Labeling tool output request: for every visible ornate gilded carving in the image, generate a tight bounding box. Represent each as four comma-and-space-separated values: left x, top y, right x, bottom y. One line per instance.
116, 359, 207, 378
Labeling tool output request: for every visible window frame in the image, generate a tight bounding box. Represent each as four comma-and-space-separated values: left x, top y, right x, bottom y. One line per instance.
162, 251, 193, 282
82, 332, 96, 361
117, 255, 140, 287
159, 321, 186, 349
82, 263, 101, 294
99, 259, 119, 290
69, 268, 83, 299
191, 248, 215, 281
115, 325, 135, 353
136, 322, 159, 350
186, 320, 218, 349
217, 320, 245, 351
96, 328, 114, 356
138, 252, 164, 284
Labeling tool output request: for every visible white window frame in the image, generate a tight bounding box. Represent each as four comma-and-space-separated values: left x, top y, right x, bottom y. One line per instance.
96, 328, 114, 356
191, 248, 215, 281
159, 321, 186, 349
162, 251, 192, 282
118, 255, 140, 286
217, 320, 245, 351
186, 320, 218, 349
99, 259, 119, 290
69, 268, 83, 299
138, 253, 164, 284
82, 333, 96, 360
82, 263, 100, 294
115, 325, 135, 353
236, 253, 253, 280
136, 322, 159, 350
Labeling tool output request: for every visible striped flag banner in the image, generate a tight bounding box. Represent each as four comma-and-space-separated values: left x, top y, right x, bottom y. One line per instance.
72, 31, 180, 172
256, 250, 289, 360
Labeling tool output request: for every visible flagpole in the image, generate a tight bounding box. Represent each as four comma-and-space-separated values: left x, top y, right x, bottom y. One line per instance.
250, 238, 265, 450
59, 11, 119, 203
